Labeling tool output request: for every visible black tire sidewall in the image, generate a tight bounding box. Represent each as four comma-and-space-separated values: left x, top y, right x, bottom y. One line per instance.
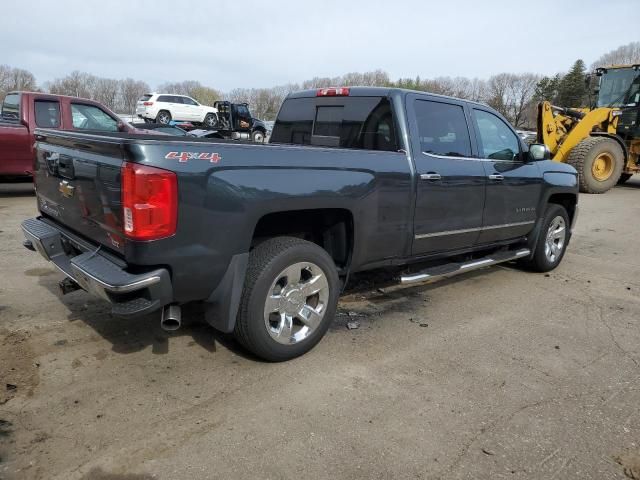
532, 204, 570, 272
242, 240, 339, 361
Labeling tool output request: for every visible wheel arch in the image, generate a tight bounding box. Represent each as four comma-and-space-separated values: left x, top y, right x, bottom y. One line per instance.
251, 208, 355, 275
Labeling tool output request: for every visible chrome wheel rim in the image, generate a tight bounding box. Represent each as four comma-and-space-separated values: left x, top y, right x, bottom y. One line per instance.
544, 216, 566, 263
264, 262, 329, 345
158, 113, 170, 124
254, 133, 264, 143
205, 115, 216, 127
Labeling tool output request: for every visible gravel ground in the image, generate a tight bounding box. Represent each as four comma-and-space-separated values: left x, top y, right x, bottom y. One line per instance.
1, 179, 640, 480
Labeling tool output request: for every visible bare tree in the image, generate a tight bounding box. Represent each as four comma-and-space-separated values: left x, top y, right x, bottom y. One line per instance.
592, 41, 640, 68
120, 78, 150, 115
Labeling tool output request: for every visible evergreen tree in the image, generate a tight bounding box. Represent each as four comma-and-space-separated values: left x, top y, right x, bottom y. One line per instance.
534, 74, 561, 103
557, 60, 588, 107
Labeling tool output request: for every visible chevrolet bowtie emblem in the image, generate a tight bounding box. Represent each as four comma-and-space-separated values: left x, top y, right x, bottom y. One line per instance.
58, 180, 75, 198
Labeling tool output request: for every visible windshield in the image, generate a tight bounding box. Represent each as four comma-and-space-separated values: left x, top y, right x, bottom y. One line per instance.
597, 68, 640, 107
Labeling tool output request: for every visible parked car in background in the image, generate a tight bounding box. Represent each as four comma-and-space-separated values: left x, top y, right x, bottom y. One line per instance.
136, 93, 218, 128
22, 86, 578, 362
0, 91, 146, 180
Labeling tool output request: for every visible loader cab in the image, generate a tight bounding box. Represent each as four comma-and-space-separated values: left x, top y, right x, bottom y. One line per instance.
595, 65, 640, 138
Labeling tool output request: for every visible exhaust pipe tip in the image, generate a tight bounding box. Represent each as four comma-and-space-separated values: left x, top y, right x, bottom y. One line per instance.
161, 304, 182, 331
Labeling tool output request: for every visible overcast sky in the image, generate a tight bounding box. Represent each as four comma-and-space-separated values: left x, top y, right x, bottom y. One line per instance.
3, 0, 638, 91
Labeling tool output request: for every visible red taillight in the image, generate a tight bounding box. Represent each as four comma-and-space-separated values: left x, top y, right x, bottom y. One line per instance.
316, 87, 350, 97
143, 101, 154, 106
121, 162, 177, 241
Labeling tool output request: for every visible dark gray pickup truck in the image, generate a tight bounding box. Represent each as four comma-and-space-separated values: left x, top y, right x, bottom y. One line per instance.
22, 86, 578, 361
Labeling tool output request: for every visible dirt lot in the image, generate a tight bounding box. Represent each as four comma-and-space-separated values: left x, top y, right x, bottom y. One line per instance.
1, 180, 640, 480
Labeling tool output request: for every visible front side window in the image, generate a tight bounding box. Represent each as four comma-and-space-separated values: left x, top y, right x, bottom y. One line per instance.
183, 97, 198, 106
34, 100, 60, 128
71, 104, 118, 131
473, 109, 520, 161
414, 100, 472, 157
1, 93, 20, 120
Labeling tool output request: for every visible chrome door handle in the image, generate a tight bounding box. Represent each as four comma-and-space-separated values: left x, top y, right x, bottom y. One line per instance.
420, 173, 441, 181
488, 174, 504, 181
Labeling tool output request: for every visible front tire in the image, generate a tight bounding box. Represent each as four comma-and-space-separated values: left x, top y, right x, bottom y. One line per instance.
251, 130, 265, 143
566, 137, 624, 194
204, 113, 218, 129
234, 237, 340, 361
525, 204, 570, 272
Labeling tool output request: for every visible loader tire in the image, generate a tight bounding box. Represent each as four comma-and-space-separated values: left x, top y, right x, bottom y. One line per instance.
566, 137, 624, 194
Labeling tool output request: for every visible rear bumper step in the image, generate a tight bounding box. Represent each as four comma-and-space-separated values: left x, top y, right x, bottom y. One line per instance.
21, 217, 172, 318
400, 248, 530, 285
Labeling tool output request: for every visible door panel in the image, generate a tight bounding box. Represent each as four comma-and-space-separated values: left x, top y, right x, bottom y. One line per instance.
471, 108, 541, 243
407, 96, 486, 255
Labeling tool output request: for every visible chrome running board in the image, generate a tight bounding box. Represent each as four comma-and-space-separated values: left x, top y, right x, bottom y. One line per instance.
400, 248, 530, 285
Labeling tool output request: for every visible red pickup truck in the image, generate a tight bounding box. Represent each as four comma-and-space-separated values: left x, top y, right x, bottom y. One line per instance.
0, 91, 142, 180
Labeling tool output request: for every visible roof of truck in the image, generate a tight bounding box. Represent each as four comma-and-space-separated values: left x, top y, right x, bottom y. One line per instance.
287, 86, 489, 108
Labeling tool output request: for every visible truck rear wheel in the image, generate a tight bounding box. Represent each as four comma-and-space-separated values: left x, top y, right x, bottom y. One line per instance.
566, 137, 624, 194
234, 237, 340, 361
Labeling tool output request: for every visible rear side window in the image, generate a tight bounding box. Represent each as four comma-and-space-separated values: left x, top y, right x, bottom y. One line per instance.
71, 104, 118, 131
414, 100, 472, 157
34, 100, 60, 128
172, 96, 184, 104
1, 93, 20, 120
271, 96, 398, 152
157, 95, 173, 103
139, 94, 152, 102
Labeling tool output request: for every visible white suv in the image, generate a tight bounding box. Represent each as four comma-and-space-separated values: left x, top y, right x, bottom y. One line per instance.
136, 93, 218, 127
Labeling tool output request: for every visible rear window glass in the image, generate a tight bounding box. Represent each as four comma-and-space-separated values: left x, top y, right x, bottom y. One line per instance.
1, 93, 20, 120
414, 100, 472, 157
271, 96, 399, 152
71, 103, 118, 131
34, 100, 60, 128
139, 94, 152, 102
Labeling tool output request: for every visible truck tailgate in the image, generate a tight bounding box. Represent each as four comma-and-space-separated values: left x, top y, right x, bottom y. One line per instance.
33, 130, 126, 255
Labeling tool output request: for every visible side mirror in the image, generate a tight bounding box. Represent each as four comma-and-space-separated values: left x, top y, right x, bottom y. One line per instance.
117, 121, 126, 132
529, 143, 551, 161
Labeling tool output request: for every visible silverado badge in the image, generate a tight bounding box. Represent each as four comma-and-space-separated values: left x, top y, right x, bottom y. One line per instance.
58, 180, 75, 198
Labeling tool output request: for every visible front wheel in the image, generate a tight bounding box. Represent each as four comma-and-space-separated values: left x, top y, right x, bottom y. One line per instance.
234, 237, 340, 361
204, 113, 218, 129
524, 204, 570, 272
251, 130, 265, 143
566, 137, 624, 194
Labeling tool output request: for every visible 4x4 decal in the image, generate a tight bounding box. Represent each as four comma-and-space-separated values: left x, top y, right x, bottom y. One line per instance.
165, 151, 221, 163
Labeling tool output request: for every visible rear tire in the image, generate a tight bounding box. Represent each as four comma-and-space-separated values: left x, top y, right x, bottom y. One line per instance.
566, 137, 624, 194
617, 173, 633, 185
156, 110, 171, 125
524, 204, 570, 272
234, 237, 340, 362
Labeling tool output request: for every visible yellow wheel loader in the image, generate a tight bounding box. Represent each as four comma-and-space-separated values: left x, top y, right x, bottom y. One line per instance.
537, 65, 640, 193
